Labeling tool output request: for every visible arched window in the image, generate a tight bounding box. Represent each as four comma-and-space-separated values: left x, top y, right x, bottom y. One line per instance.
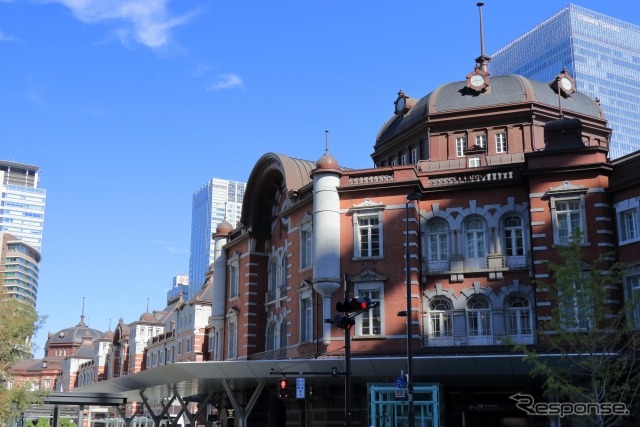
279, 320, 288, 349
268, 257, 278, 292
466, 296, 492, 344
506, 295, 533, 344
266, 322, 276, 351
428, 298, 453, 346
503, 215, 524, 257
428, 220, 448, 261
465, 217, 486, 258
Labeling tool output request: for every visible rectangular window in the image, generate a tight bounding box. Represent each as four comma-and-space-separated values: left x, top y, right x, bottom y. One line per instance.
391, 159, 397, 166
301, 297, 313, 342
356, 288, 382, 336
229, 264, 239, 298
555, 199, 583, 245
411, 148, 418, 165
178, 341, 183, 355
456, 137, 467, 157
495, 132, 507, 153
468, 157, 481, 168
627, 274, 640, 329
187, 338, 192, 353
560, 281, 592, 330
475, 134, 487, 148
620, 208, 638, 242
357, 215, 382, 258
300, 228, 312, 269
228, 320, 237, 359
400, 154, 407, 165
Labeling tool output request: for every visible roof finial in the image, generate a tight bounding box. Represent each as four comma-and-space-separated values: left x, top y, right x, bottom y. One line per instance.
78, 296, 86, 327
476, 2, 491, 72
146, 297, 150, 313
325, 130, 329, 154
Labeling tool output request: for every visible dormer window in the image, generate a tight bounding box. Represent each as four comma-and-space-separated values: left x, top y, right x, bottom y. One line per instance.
456, 137, 467, 157
475, 134, 487, 148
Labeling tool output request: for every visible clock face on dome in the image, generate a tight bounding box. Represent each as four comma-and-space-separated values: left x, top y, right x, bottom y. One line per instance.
470, 74, 485, 87
395, 97, 406, 114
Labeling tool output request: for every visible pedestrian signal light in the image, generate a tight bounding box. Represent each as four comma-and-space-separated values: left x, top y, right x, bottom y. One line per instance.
278, 378, 288, 399
336, 297, 372, 312
334, 315, 355, 330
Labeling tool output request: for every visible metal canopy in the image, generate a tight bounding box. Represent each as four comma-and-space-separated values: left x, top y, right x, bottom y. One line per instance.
42, 392, 127, 406
75, 354, 535, 402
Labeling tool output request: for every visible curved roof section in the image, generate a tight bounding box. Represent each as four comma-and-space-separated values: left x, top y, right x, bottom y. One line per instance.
241, 153, 316, 236
377, 74, 605, 144
46, 317, 103, 345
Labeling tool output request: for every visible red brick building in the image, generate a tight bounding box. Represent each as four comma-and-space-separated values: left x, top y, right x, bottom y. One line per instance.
29, 72, 640, 426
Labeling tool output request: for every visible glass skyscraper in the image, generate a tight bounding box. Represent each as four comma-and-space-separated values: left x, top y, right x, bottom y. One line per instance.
490, 4, 640, 159
187, 178, 245, 300
0, 161, 46, 252
0, 160, 46, 308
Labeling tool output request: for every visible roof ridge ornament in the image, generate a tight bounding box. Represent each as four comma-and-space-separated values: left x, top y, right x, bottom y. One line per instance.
466, 3, 491, 93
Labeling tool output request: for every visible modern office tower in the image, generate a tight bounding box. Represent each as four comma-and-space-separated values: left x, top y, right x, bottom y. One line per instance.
166, 272, 189, 303
490, 4, 640, 159
0, 232, 41, 308
0, 161, 47, 252
187, 178, 245, 300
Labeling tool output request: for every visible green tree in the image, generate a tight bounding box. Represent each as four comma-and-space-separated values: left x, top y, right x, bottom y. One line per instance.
34, 417, 50, 427
0, 279, 46, 426
517, 235, 640, 426
59, 418, 76, 427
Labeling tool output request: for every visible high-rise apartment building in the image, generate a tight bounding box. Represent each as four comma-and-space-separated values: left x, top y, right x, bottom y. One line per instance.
0, 232, 41, 307
187, 178, 245, 300
0, 161, 46, 252
490, 4, 640, 159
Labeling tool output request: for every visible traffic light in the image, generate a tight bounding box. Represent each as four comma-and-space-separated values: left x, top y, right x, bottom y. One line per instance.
277, 378, 288, 399
336, 297, 371, 312
333, 315, 355, 330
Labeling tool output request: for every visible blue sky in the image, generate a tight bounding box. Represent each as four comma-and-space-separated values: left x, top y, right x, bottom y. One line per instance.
1, 0, 638, 354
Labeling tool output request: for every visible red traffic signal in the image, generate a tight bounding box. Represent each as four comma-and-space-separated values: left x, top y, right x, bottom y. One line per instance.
336, 297, 372, 312
278, 378, 288, 399
333, 315, 355, 330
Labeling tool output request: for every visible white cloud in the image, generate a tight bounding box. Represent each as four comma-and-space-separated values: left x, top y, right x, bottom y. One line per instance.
206, 74, 243, 91
50, 0, 197, 49
0, 30, 20, 42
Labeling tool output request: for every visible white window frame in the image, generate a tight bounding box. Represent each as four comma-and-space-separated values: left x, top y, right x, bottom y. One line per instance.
465, 217, 486, 259
475, 134, 487, 148
227, 315, 238, 359
620, 209, 638, 242
353, 211, 384, 259
427, 220, 448, 262
506, 295, 533, 343
626, 273, 640, 329
503, 214, 525, 257
229, 258, 239, 299
468, 157, 481, 168
300, 287, 313, 343
400, 154, 407, 165
456, 137, 467, 157
551, 196, 586, 245
428, 298, 454, 346
495, 132, 507, 153
411, 148, 418, 165
560, 280, 593, 331
354, 283, 383, 337
300, 216, 313, 270
466, 296, 492, 344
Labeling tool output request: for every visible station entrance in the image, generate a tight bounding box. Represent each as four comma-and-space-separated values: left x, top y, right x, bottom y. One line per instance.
369, 384, 440, 427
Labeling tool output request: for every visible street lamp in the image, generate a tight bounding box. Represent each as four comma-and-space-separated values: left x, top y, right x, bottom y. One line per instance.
404, 191, 423, 427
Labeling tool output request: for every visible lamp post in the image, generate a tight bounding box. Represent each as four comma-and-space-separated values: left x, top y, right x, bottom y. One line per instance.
405, 191, 423, 427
